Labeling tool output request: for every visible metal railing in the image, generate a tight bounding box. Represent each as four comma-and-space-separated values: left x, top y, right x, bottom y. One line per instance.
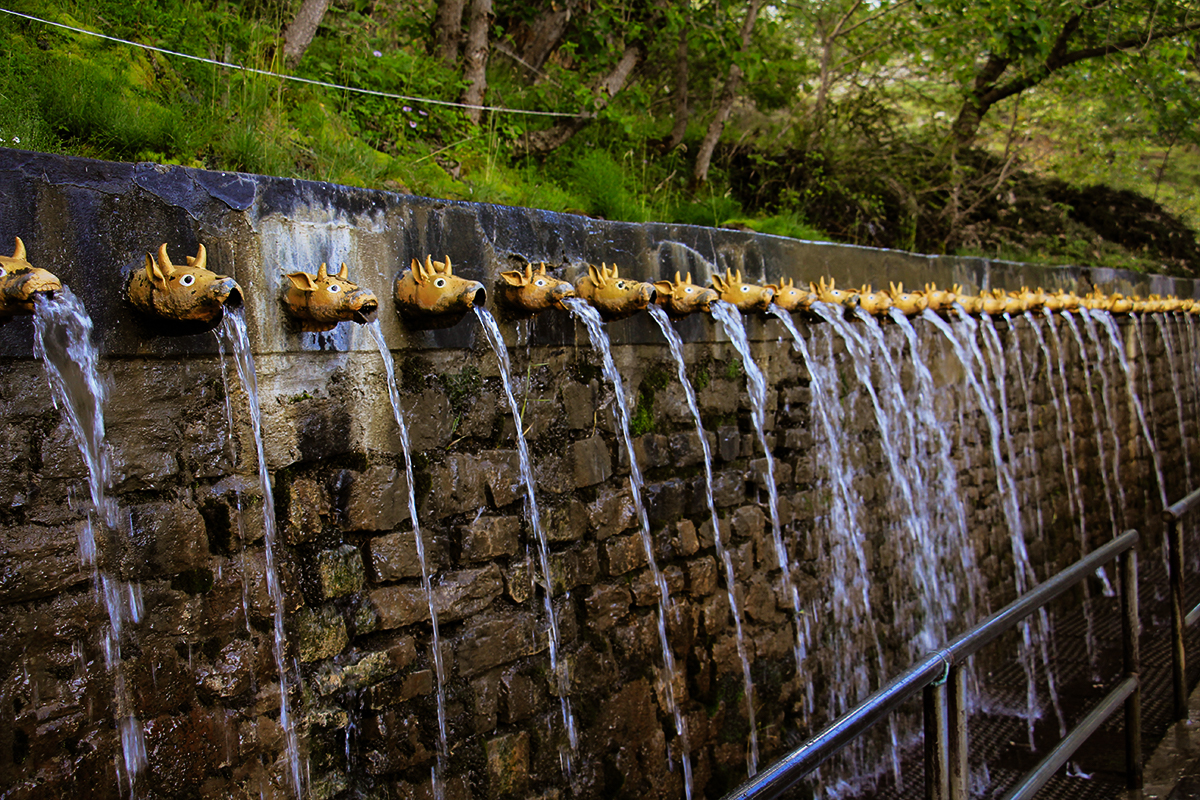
720, 528, 1142, 800
1165, 486, 1200, 720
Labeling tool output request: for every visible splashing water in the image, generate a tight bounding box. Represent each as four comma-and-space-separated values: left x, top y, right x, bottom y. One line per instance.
649, 303, 759, 775
566, 298, 694, 799
711, 301, 804, 674
474, 306, 579, 780
217, 308, 304, 797
1076, 309, 1130, 523
1093, 310, 1167, 508
365, 320, 448, 800
34, 287, 146, 796
771, 306, 895, 786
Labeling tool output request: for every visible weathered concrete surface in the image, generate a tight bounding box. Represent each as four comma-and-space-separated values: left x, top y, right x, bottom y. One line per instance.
0, 148, 1197, 799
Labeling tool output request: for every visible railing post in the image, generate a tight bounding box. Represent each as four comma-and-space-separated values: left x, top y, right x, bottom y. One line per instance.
1168, 514, 1188, 721
924, 679, 949, 800
1121, 546, 1142, 790
948, 664, 968, 800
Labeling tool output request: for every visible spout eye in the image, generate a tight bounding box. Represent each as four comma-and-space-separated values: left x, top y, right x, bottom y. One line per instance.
615, 280, 626, 290
434, 277, 447, 288
328, 284, 342, 293
535, 279, 546, 287
740, 285, 750, 293
0, 266, 6, 277
179, 274, 196, 287
685, 286, 693, 294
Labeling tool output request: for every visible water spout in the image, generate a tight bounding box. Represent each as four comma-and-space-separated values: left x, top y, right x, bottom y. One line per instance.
282, 261, 378, 332
394, 254, 485, 329
128, 243, 243, 333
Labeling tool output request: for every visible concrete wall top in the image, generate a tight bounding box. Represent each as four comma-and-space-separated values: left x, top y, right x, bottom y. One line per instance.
0, 147, 1192, 358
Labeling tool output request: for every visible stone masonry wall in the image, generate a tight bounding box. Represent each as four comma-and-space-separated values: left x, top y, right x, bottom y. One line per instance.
0, 149, 1197, 800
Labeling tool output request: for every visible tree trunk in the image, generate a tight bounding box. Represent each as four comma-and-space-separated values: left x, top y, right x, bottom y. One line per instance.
664, 25, 690, 151
523, 42, 645, 154
281, 0, 331, 69
433, 0, 467, 65
519, 0, 574, 78
692, 0, 763, 186
461, 0, 493, 125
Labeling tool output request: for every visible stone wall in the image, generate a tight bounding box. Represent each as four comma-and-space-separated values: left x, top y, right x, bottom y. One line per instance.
0, 149, 1196, 800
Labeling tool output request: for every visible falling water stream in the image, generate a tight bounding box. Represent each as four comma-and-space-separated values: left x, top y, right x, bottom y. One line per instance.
710, 301, 804, 679
474, 306, 579, 781
365, 320, 449, 800
768, 306, 897, 788
566, 297, 694, 800
648, 303, 759, 776
33, 287, 146, 797
1154, 313, 1192, 486
1094, 311, 1168, 508
1078, 310, 1130, 524
216, 308, 305, 797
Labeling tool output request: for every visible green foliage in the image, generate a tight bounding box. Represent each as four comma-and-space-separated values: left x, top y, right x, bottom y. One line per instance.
0, 0, 1196, 274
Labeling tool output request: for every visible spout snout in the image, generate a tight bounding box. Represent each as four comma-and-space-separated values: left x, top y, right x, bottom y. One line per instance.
4, 268, 63, 302
638, 282, 656, 308
217, 278, 244, 309
464, 282, 486, 309
352, 292, 380, 324
550, 282, 577, 310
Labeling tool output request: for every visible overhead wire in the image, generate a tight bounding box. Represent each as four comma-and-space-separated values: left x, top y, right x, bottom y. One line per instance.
0, 6, 580, 118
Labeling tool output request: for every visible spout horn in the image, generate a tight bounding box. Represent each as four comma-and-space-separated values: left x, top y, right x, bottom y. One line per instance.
11, 237, 25, 261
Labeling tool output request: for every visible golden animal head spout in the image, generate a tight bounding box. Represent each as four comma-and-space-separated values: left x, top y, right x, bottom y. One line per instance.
710, 268, 775, 312
283, 262, 379, 333
574, 262, 655, 321
810, 276, 857, 308
1020, 286, 1046, 312
887, 282, 928, 317
979, 289, 1007, 315
394, 255, 486, 329
497, 261, 575, 318
653, 271, 719, 319
923, 282, 961, 314
765, 276, 816, 314
957, 293, 984, 315
857, 284, 892, 316
127, 243, 242, 332
0, 237, 62, 322
1109, 293, 1134, 314
1043, 289, 1080, 312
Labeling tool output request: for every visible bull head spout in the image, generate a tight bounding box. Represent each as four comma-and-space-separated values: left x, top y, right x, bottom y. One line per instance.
887, 282, 928, 317
764, 276, 816, 314
652, 271, 718, 320
710, 268, 775, 313
127, 242, 242, 333
0, 237, 62, 322
497, 261, 575, 318
574, 263, 655, 321
394, 255, 486, 329
283, 262, 379, 332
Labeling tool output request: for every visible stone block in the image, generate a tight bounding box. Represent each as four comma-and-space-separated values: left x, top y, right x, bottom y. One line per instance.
549, 544, 599, 594
573, 435, 612, 488
368, 530, 448, 582
672, 520, 700, 557
479, 450, 522, 507
561, 381, 598, 431
602, 533, 648, 576
545, 499, 589, 543
470, 669, 501, 732
668, 430, 706, 469
195, 640, 256, 701
750, 457, 792, 490
730, 505, 766, 542
587, 488, 635, 539
456, 609, 543, 677
631, 565, 685, 606
285, 478, 329, 544
128, 501, 209, 578
425, 454, 487, 519
316, 544, 365, 599
716, 425, 741, 461
461, 516, 520, 562
585, 583, 632, 632
368, 564, 504, 630
646, 478, 687, 525
632, 433, 671, 471
293, 604, 349, 662
686, 556, 719, 596
344, 465, 411, 532
485, 731, 530, 798
711, 469, 745, 507
0, 524, 85, 603
500, 667, 545, 724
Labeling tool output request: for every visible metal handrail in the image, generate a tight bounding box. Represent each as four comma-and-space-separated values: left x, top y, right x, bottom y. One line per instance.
1164, 485, 1200, 719
720, 528, 1141, 800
